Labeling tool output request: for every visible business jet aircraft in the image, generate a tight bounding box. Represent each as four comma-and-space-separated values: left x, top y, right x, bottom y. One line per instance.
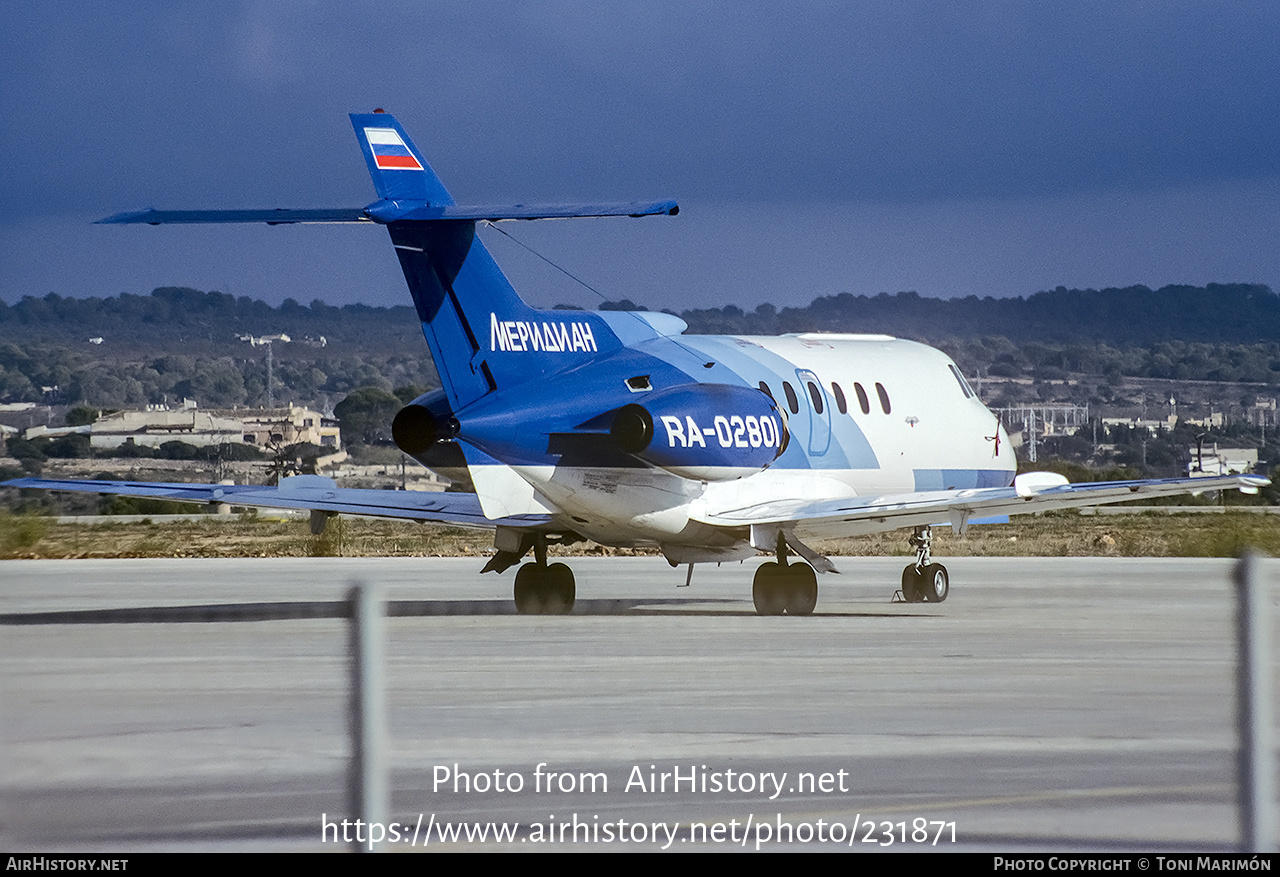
5, 111, 1268, 615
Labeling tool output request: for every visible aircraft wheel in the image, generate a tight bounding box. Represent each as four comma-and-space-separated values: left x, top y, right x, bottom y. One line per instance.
545, 562, 576, 615
514, 563, 577, 615
901, 565, 925, 603
921, 563, 949, 603
514, 564, 545, 615
784, 563, 818, 616
752, 562, 787, 616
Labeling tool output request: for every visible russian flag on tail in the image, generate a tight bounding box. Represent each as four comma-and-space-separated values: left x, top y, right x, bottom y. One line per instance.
364, 128, 423, 171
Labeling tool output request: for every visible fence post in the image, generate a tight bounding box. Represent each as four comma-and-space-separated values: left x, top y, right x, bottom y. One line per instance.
1234, 551, 1274, 853
348, 583, 388, 852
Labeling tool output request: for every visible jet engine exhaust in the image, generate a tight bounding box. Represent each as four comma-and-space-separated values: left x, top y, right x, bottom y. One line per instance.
392, 404, 458, 455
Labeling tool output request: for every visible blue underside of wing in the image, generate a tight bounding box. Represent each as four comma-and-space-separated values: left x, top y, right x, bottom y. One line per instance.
1, 478, 549, 529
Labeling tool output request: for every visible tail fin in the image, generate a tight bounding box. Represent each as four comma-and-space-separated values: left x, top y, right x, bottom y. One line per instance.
351, 112, 641, 413
351, 111, 453, 203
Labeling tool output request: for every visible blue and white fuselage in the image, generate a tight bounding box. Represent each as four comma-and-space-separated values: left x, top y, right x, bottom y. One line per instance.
443, 315, 1015, 559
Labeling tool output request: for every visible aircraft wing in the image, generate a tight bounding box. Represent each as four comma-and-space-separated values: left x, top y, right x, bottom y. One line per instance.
692, 473, 1272, 540
0, 476, 551, 529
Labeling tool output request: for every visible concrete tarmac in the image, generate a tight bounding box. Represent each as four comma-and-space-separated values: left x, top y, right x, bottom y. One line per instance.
1, 555, 1276, 852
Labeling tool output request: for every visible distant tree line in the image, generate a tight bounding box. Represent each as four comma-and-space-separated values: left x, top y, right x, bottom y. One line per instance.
0, 341, 439, 410
5, 282, 1278, 348
1, 284, 1279, 411
667, 283, 1280, 345
0, 287, 423, 351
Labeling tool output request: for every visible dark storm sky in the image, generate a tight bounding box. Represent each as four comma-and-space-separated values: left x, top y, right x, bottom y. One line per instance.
2, 2, 1278, 313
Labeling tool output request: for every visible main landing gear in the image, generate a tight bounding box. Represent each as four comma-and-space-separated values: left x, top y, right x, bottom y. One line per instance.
899, 525, 949, 603
752, 535, 818, 616
499, 528, 946, 616
513, 535, 576, 615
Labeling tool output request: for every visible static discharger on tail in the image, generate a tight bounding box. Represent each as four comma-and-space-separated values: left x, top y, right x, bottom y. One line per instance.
5, 110, 1269, 615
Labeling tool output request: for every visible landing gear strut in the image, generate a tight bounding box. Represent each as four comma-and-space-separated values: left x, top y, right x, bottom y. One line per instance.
513, 535, 576, 615
752, 534, 818, 616
899, 526, 949, 603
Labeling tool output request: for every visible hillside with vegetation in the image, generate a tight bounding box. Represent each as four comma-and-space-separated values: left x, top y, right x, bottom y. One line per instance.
2, 284, 1278, 411
1, 283, 1277, 496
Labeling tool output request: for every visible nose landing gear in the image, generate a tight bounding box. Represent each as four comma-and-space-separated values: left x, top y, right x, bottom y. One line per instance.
899, 525, 949, 603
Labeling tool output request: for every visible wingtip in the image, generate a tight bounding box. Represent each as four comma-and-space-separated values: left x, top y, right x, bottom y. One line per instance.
95, 209, 155, 225
1237, 474, 1272, 495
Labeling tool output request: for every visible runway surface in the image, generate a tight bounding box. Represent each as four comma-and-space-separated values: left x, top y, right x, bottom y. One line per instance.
2, 555, 1276, 851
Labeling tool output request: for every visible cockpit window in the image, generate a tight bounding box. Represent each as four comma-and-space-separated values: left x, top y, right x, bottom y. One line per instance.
948, 364, 972, 398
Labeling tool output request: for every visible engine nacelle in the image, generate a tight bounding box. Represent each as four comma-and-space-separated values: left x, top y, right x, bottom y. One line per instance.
610, 383, 787, 481
391, 403, 459, 455
391, 395, 473, 489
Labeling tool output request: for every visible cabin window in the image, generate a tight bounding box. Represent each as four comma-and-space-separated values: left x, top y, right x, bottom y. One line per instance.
758, 381, 774, 401
854, 382, 870, 415
782, 381, 800, 415
875, 382, 891, 414
832, 382, 847, 414
806, 381, 824, 414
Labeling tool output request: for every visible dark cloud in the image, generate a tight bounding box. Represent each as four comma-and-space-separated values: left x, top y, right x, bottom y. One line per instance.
2, 2, 1278, 308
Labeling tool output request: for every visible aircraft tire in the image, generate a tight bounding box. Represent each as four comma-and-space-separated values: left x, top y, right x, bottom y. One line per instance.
546, 563, 576, 615
921, 563, 949, 603
785, 563, 818, 616
901, 565, 925, 603
514, 563, 576, 615
752, 562, 787, 616
514, 564, 545, 615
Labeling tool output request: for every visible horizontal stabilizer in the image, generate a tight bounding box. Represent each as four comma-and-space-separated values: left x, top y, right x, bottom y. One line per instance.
97, 208, 373, 225
98, 201, 678, 226
364, 200, 679, 223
